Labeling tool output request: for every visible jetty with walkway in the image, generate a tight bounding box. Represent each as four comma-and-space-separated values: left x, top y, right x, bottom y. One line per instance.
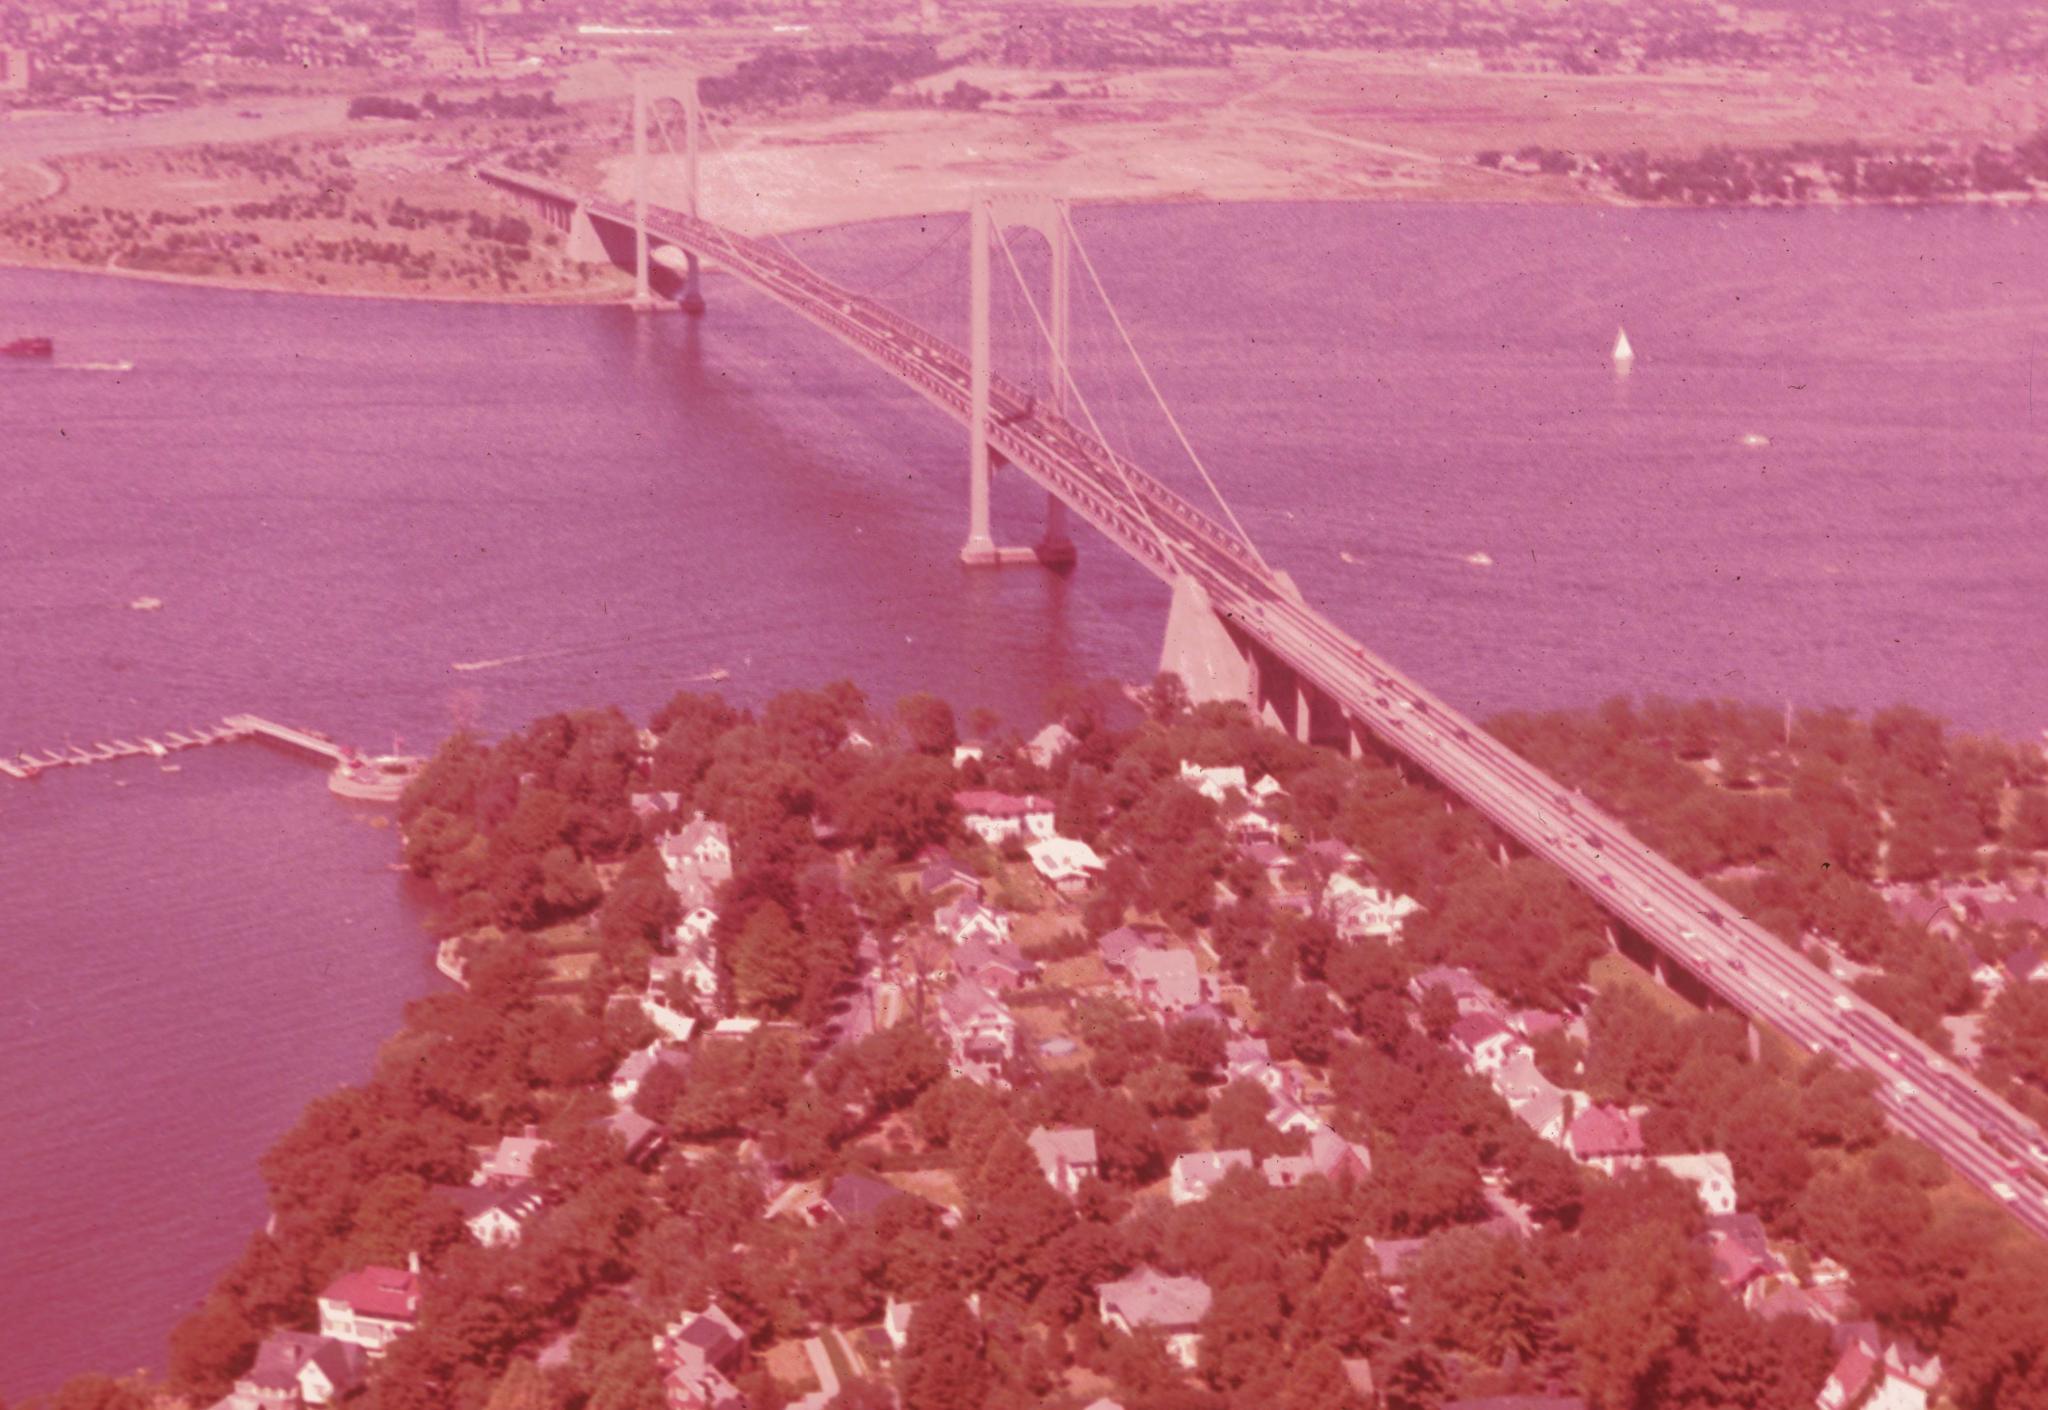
3, 714, 353, 781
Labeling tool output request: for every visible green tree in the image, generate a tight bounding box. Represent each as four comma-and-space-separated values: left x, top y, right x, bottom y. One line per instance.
167, 1294, 260, 1397
896, 692, 959, 755
898, 1295, 992, 1410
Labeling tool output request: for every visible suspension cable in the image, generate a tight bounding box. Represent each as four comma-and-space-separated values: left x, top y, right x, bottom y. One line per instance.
863, 212, 970, 301
989, 217, 1185, 580
1059, 205, 1273, 576
668, 105, 825, 279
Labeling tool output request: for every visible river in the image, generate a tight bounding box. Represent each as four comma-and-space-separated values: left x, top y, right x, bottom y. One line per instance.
1, 198, 2044, 1396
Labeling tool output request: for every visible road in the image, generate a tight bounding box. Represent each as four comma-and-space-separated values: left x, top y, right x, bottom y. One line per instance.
505, 171, 2048, 1238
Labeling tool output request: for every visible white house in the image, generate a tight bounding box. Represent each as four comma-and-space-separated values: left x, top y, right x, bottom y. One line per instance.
1492, 1050, 1572, 1146
471, 1130, 548, 1187
1025, 720, 1078, 768
1262, 1127, 1372, 1189
1651, 1152, 1739, 1216
934, 895, 1012, 947
1027, 836, 1106, 897
317, 1265, 422, 1356
1125, 944, 1210, 1017
1178, 761, 1248, 803
1324, 873, 1422, 942
659, 814, 733, 913
954, 790, 1057, 845
1169, 1149, 1254, 1205
1097, 1267, 1213, 1369
1028, 1126, 1101, 1196
436, 1183, 547, 1248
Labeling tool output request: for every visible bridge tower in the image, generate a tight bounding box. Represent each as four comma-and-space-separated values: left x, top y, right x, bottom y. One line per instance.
631, 70, 706, 316
962, 194, 1076, 569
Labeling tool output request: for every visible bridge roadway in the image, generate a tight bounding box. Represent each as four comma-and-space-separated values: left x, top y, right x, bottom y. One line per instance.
484, 168, 2048, 1236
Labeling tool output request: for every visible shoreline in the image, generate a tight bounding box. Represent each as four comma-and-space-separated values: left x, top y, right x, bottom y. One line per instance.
7, 182, 2048, 309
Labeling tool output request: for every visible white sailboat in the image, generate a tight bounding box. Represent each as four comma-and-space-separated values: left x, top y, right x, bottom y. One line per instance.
1612, 326, 1635, 372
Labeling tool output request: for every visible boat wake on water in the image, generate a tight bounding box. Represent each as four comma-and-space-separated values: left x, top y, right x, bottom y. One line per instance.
58, 360, 137, 373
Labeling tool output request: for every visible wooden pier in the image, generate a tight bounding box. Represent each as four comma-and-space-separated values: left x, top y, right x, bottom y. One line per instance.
2, 715, 353, 781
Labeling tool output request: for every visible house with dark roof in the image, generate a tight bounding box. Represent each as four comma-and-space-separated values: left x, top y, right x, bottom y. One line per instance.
1449, 1012, 1522, 1074
432, 1182, 548, 1248
1409, 965, 1502, 1017
658, 1302, 748, 1380
917, 851, 982, 902
812, 1173, 912, 1226
1096, 1267, 1213, 1368
597, 1106, 667, 1166
954, 933, 1038, 991
211, 1330, 366, 1409
317, 1265, 421, 1356
1097, 926, 1152, 974
936, 977, 1017, 1086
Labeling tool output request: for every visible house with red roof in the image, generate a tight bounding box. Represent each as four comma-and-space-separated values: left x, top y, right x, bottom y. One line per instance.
954, 790, 1056, 845
317, 1264, 422, 1355
1449, 1012, 1522, 1075
1566, 1104, 1645, 1172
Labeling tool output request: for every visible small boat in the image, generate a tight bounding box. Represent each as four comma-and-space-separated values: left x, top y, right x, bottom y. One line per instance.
703, 667, 731, 683
3, 336, 54, 360
129, 596, 163, 612
1739, 432, 1770, 448
1464, 550, 1494, 568
1612, 327, 1635, 371
160, 764, 181, 774
1338, 549, 1358, 565
328, 753, 424, 804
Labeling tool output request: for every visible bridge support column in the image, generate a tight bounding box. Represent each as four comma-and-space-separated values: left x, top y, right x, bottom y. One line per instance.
678, 76, 706, 316
960, 193, 1078, 569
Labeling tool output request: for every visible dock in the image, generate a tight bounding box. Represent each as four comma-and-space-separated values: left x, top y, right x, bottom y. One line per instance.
4, 715, 357, 781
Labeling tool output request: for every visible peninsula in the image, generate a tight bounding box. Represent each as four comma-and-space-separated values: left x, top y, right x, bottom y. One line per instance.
34, 677, 2048, 1410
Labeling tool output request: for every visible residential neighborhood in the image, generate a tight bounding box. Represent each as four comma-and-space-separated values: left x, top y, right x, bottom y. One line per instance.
94, 681, 2048, 1410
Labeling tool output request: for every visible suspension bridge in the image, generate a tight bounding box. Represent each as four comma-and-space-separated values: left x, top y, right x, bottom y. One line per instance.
475, 72, 2048, 1235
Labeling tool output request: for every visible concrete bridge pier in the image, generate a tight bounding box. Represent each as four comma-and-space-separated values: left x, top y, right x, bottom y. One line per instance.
1158, 576, 1351, 749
